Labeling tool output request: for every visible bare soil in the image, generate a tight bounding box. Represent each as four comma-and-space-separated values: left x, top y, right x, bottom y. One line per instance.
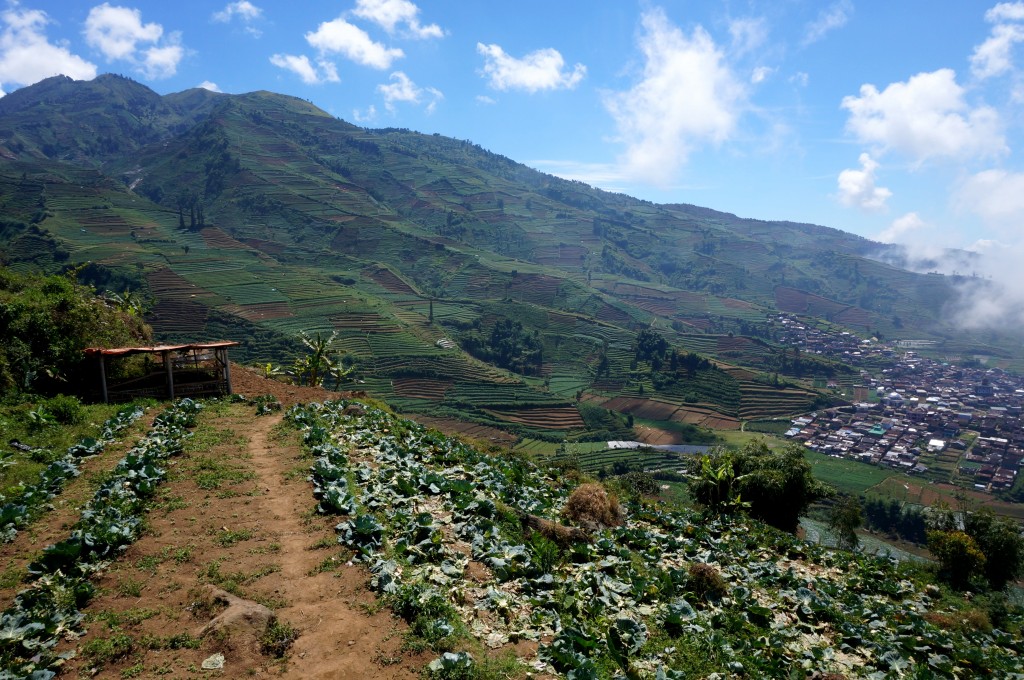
4, 369, 433, 679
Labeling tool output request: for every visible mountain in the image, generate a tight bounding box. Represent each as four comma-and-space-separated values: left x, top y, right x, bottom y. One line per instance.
0, 75, 1014, 437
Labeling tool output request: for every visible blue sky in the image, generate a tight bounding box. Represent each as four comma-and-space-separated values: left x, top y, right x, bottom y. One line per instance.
5, 1, 1024, 266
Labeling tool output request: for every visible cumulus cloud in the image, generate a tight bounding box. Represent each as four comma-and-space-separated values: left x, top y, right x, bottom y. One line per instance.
84, 3, 183, 79
987, 2, 1024, 22
0, 6, 95, 87
476, 94, 496, 105
477, 43, 584, 93
971, 3, 1024, 79
377, 70, 442, 112
841, 69, 1006, 164
802, 0, 852, 46
269, 53, 339, 84
306, 17, 403, 69
198, 80, 221, 92
876, 212, 926, 244
352, 0, 442, 39
603, 8, 744, 184
212, 1, 262, 36
837, 153, 892, 211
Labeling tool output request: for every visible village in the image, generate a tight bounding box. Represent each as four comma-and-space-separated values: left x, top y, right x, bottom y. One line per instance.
775, 315, 1023, 495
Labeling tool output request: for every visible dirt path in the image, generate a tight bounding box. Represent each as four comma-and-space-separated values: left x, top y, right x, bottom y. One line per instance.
53, 402, 425, 679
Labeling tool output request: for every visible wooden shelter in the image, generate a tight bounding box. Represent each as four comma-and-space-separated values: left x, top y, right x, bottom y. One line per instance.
84, 341, 239, 403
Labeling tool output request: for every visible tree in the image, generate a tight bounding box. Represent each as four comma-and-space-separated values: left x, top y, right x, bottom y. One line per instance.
690, 440, 833, 533
927, 530, 986, 590
0, 266, 151, 394
963, 510, 1024, 591
828, 496, 863, 551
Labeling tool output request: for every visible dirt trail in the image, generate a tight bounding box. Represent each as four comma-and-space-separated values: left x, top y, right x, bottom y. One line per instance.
51, 401, 424, 679
246, 413, 426, 679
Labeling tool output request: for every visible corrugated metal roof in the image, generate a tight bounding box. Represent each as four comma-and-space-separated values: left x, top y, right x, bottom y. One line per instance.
83, 341, 239, 357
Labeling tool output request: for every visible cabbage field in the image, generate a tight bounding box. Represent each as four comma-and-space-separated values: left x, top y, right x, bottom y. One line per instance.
288, 400, 1024, 679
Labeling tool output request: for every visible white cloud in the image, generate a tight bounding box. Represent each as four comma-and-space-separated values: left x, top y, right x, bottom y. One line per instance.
475, 94, 496, 105
954, 169, 1024, 225
790, 71, 809, 87
987, 2, 1024, 22
140, 38, 182, 79
476, 43, 585, 92
877, 212, 926, 244
198, 80, 221, 92
603, 8, 744, 184
352, 0, 443, 39
213, 1, 261, 22
83, 3, 183, 79
728, 16, 767, 56
0, 7, 95, 86
802, 0, 852, 46
306, 17, 403, 69
971, 4, 1024, 79
377, 70, 442, 112
212, 1, 262, 36
269, 53, 339, 84
841, 69, 1006, 164
353, 104, 377, 123
837, 153, 892, 211
84, 3, 161, 60
750, 66, 774, 84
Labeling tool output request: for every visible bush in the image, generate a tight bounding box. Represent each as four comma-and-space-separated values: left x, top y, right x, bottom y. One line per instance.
44, 394, 83, 425
927, 530, 986, 590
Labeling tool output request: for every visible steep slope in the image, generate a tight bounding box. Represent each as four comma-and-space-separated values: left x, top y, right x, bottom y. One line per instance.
0, 75, 1013, 435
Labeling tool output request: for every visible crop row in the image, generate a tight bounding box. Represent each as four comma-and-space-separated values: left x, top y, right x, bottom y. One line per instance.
0, 399, 202, 678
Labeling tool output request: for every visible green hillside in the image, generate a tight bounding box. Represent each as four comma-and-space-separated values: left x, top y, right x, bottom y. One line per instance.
0, 75, 1016, 435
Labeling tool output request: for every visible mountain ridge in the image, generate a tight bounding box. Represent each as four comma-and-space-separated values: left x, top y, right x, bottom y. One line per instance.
0, 73, 1017, 436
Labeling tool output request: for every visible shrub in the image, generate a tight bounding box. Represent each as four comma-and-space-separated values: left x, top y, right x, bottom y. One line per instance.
44, 394, 83, 425
927, 530, 986, 590
561, 483, 623, 529
260, 619, 298, 658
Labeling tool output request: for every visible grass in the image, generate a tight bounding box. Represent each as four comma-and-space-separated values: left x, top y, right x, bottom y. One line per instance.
804, 450, 895, 495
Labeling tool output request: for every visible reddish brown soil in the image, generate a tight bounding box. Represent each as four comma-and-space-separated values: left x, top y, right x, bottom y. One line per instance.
4, 377, 429, 679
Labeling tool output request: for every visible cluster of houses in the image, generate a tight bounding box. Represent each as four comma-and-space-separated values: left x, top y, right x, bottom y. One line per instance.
784, 349, 1024, 493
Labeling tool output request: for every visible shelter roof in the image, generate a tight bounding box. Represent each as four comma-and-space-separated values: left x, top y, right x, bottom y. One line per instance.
83, 341, 239, 358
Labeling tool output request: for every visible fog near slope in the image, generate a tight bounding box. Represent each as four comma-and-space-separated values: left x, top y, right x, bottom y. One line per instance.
872, 216, 1024, 333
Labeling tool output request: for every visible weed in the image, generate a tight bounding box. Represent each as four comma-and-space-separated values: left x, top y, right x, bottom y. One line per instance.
260, 619, 299, 658
134, 554, 161, 573
121, 663, 145, 678
118, 578, 144, 598
82, 633, 135, 667
173, 545, 194, 564
687, 563, 727, 602
308, 535, 336, 550
215, 527, 254, 547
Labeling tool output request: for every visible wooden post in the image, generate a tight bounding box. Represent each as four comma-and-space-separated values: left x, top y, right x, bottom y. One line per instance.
164, 350, 175, 400
99, 355, 108, 404
222, 348, 233, 395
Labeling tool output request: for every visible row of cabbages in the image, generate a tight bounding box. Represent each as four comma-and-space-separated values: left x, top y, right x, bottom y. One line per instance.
0, 399, 202, 680
1, 405, 144, 543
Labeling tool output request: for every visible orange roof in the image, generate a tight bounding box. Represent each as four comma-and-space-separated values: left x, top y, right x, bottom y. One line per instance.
83, 341, 239, 357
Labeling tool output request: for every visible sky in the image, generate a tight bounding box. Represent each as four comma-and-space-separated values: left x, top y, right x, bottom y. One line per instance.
6, 1, 1024, 328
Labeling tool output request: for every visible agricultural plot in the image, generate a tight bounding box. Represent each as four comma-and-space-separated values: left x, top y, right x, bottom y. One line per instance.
804, 450, 895, 495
